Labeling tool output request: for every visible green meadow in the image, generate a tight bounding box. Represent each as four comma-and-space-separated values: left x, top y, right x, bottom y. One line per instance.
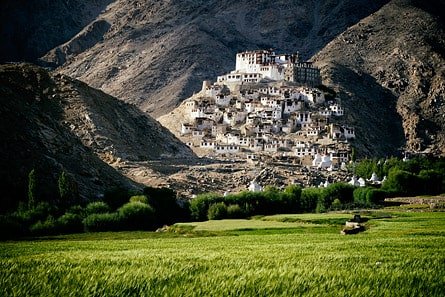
1, 211, 444, 296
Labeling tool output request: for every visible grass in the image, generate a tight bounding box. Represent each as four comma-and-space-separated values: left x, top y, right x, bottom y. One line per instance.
1, 211, 444, 296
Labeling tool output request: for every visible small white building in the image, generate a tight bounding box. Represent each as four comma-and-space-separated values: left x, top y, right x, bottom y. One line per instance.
330, 104, 344, 116
181, 123, 194, 135
192, 130, 206, 138
295, 112, 312, 124
215, 94, 232, 107
184, 100, 197, 110
200, 140, 216, 149
246, 154, 259, 164
296, 147, 317, 157
190, 108, 207, 119
301, 89, 325, 105
249, 138, 264, 151
214, 144, 240, 154
282, 100, 297, 114
264, 143, 278, 153
343, 126, 355, 140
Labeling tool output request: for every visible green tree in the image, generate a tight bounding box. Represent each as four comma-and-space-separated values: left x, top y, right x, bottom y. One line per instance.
382, 168, 422, 196
28, 169, 38, 209
207, 202, 228, 220
322, 183, 354, 207
355, 159, 375, 179
143, 187, 185, 224
351, 147, 357, 162
58, 171, 79, 208
283, 184, 302, 213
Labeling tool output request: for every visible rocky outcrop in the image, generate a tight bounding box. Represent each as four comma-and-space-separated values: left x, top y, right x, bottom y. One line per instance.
0, 63, 195, 211
38, 0, 389, 117
313, 0, 445, 156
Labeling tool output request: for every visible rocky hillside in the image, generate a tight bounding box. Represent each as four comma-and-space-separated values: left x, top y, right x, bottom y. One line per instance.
312, 0, 445, 156
0, 63, 194, 211
39, 0, 389, 117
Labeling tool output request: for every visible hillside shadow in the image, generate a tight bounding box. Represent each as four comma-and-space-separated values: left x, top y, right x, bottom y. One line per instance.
0, 0, 115, 62
328, 64, 405, 156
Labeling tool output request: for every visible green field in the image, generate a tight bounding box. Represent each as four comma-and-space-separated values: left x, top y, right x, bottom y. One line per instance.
1, 211, 445, 296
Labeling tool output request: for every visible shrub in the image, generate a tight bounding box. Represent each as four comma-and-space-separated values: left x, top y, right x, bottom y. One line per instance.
56, 213, 83, 234
85, 201, 110, 215
366, 189, 388, 205
226, 204, 246, 219
118, 202, 155, 230
129, 195, 149, 204
353, 187, 371, 206
320, 183, 354, 210
354, 187, 388, 206
30, 216, 57, 236
14, 202, 56, 228
207, 202, 228, 220
83, 213, 120, 232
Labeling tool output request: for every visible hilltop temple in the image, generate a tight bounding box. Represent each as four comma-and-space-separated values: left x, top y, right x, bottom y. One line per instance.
217, 49, 321, 88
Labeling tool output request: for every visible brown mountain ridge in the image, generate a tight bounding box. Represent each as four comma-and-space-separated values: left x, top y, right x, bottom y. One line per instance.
312, 0, 445, 155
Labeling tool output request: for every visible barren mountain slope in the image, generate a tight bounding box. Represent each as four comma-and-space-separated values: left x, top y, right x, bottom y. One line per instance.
41, 0, 389, 117
0, 0, 114, 62
0, 63, 194, 211
312, 0, 445, 156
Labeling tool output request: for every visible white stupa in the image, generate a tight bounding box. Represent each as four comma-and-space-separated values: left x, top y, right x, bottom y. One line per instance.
368, 172, 380, 184
318, 154, 332, 169
349, 176, 360, 187
249, 180, 262, 192
358, 177, 366, 187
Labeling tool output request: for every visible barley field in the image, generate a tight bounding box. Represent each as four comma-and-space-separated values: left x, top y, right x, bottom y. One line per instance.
1, 211, 444, 296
